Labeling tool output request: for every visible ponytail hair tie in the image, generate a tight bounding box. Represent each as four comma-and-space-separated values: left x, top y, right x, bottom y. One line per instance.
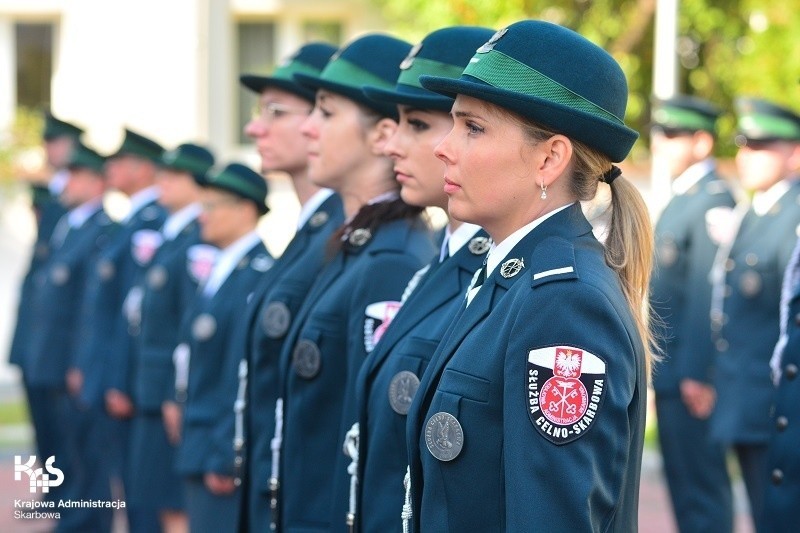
602, 165, 622, 184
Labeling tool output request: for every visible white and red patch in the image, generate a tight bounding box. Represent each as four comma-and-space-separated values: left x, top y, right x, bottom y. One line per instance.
131, 229, 163, 266
527, 346, 607, 445
187, 244, 219, 284
363, 300, 402, 353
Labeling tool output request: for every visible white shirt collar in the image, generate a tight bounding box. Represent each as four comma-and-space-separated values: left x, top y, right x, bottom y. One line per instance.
67, 199, 103, 228
297, 189, 335, 230
123, 185, 160, 222
201, 231, 263, 298
49, 169, 70, 195
440, 223, 483, 262
752, 179, 793, 216
485, 203, 574, 278
162, 203, 201, 240
672, 158, 716, 195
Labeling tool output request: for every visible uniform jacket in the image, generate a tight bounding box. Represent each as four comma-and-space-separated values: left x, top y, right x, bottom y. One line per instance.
134, 218, 203, 413
406, 204, 646, 532
26, 206, 114, 387
353, 229, 489, 533
651, 172, 735, 394
762, 255, 800, 532
278, 216, 435, 533
235, 194, 343, 517
712, 180, 800, 444
9, 188, 67, 370
176, 240, 273, 476
73, 200, 167, 408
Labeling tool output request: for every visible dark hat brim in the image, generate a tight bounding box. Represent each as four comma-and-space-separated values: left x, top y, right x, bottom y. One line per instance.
294, 73, 399, 120
420, 75, 638, 162
363, 85, 453, 113
239, 74, 316, 102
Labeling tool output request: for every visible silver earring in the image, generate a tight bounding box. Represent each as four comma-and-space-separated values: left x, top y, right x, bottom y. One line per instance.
540, 181, 547, 200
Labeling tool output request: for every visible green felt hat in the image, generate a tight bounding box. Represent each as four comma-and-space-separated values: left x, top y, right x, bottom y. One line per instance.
240, 42, 338, 102
363, 26, 495, 113
200, 162, 269, 215
651, 95, 721, 134
420, 20, 639, 162
108, 128, 164, 163
294, 33, 412, 119
735, 97, 800, 143
43, 112, 83, 141
160, 143, 215, 182
67, 142, 106, 175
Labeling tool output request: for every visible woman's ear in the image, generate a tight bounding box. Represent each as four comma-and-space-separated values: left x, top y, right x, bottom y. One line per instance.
369, 118, 399, 156
538, 134, 573, 187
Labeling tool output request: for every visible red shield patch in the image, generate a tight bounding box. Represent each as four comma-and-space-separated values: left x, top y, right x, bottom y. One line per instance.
527, 346, 607, 445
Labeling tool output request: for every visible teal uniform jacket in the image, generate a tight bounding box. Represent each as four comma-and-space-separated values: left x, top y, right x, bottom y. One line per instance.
651, 172, 735, 392
236, 193, 344, 528
406, 204, 646, 532
762, 240, 800, 532
712, 181, 800, 445
73, 200, 167, 408
278, 216, 436, 532
353, 229, 489, 533
26, 207, 114, 386
134, 218, 203, 413
9, 184, 67, 370
176, 240, 273, 478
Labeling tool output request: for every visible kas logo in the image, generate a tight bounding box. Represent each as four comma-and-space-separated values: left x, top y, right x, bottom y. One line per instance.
14, 456, 64, 493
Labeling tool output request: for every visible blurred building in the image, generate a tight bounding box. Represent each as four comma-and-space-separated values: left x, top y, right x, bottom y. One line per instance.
0, 0, 384, 159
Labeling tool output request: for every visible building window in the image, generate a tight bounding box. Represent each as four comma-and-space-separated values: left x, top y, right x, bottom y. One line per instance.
237, 22, 276, 144
15, 23, 54, 110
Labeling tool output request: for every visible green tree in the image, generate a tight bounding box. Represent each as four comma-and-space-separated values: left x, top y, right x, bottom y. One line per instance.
368, 0, 800, 158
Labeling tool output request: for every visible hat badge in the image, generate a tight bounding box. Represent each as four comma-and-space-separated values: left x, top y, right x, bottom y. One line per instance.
400, 42, 423, 70
477, 28, 508, 54
162, 149, 180, 164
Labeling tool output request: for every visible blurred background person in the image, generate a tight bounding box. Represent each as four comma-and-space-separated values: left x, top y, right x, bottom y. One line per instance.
649, 95, 736, 532
709, 97, 800, 526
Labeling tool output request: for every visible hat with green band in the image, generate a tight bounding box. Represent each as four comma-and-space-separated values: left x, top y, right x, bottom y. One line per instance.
160, 143, 215, 182
200, 162, 269, 215
240, 42, 338, 103
735, 97, 800, 143
108, 128, 165, 163
67, 142, 106, 175
294, 33, 412, 119
651, 95, 721, 133
419, 20, 639, 162
363, 26, 495, 112
43, 112, 84, 141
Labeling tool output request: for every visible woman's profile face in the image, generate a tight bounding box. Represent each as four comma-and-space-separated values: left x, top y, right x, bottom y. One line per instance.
435, 95, 540, 240
300, 90, 372, 191
384, 106, 452, 210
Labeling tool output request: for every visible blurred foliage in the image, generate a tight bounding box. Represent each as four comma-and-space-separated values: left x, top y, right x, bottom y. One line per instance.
368, 0, 800, 160
0, 107, 45, 185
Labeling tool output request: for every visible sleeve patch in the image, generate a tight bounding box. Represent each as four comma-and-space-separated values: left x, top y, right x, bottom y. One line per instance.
364, 300, 402, 353
527, 345, 607, 445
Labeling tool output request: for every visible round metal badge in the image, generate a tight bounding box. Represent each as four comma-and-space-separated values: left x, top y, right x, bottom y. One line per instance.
293, 339, 322, 379
425, 412, 464, 461
468, 236, 491, 255
192, 313, 217, 341
50, 264, 70, 286
251, 255, 272, 272
309, 211, 329, 228
658, 240, 678, 267
739, 270, 762, 298
261, 301, 291, 339
147, 265, 168, 290
348, 228, 372, 247
97, 260, 115, 281
500, 258, 525, 278
388, 371, 420, 415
